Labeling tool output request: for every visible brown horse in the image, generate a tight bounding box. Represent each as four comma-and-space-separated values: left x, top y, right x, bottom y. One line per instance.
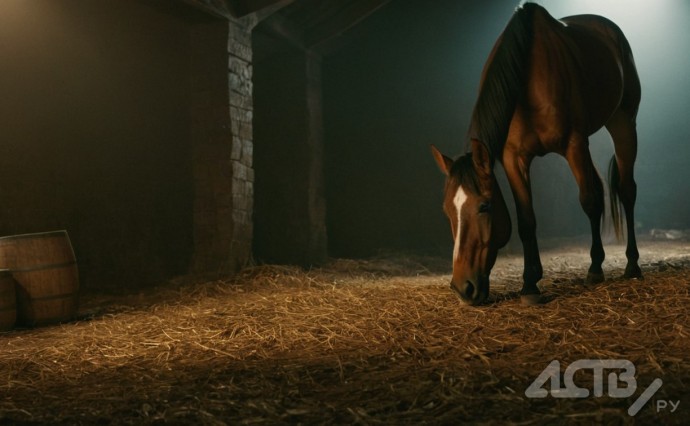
431, 3, 642, 305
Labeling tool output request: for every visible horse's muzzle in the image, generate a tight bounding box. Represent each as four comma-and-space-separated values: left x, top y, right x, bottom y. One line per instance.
451, 277, 489, 306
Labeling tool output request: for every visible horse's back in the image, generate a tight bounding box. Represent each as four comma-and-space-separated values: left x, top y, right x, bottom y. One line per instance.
519, 8, 639, 147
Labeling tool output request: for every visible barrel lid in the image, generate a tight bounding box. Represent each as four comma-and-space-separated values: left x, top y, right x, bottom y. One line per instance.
0, 230, 69, 243
0, 269, 11, 276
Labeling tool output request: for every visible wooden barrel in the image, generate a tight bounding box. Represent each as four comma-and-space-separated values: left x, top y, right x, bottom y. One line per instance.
0, 270, 16, 331
0, 231, 79, 326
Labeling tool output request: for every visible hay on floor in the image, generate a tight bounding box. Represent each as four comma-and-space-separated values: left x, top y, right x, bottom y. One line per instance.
0, 243, 689, 424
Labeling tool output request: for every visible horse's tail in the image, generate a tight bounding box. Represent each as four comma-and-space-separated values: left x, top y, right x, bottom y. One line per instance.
607, 155, 624, 240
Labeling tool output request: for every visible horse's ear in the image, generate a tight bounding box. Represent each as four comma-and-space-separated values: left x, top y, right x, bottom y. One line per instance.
431, 145, 453, 176
471, 139, 492, 179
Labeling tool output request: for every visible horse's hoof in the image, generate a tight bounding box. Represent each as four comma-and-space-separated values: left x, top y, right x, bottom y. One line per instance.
624, 264, 643, 279
586, 271, 605, 284
520, 293, 544, 306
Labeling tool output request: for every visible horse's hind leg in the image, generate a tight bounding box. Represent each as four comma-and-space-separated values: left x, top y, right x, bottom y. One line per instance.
565, 134, 606, 284
606, 110, 642, 278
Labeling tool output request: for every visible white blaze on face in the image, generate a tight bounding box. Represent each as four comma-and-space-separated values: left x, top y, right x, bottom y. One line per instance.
452, 186, 468, 262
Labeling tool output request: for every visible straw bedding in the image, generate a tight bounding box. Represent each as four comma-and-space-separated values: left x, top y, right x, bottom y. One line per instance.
0, 240, 688, 425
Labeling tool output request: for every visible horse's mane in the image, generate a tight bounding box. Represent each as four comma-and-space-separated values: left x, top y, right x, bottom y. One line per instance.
468, 2, 539, 162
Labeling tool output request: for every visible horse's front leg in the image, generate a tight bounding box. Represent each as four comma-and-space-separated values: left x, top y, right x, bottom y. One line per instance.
504, 155, 543, 304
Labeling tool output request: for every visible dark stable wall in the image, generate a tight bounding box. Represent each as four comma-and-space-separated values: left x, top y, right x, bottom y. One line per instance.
0, 0, 197, 289
253, 42, 313, 265
323, 0, 513, 258
252, 30, 328, 266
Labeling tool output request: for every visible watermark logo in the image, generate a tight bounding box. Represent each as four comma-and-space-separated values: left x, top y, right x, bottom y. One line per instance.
525, 359, 672, 416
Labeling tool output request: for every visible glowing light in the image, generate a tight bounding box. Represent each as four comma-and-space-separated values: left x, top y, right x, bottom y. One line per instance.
540, 0, 682, 38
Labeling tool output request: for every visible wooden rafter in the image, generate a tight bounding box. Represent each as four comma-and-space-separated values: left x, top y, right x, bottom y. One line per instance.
227, 0, 294, 17
181, 0, 294, 19
303, 0, 389, 48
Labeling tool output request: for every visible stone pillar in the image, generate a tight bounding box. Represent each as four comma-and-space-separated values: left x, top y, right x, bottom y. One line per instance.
227, 18, 256, 271
189, 15, 256, 275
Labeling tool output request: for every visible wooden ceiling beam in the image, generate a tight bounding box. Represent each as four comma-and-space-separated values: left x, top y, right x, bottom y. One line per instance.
182, 0, 294, 19
227, 0, 294, 17
256, 12, 306, 49
304, 0, 389, 48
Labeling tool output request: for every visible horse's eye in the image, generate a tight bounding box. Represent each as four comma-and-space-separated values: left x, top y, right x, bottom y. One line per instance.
479, 202, 491, 214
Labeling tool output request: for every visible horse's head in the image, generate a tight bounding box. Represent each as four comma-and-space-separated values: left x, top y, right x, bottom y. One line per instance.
431, 140, 511, 305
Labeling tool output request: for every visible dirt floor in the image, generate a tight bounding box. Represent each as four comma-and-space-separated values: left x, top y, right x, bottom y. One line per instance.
0, 236, 689, 425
